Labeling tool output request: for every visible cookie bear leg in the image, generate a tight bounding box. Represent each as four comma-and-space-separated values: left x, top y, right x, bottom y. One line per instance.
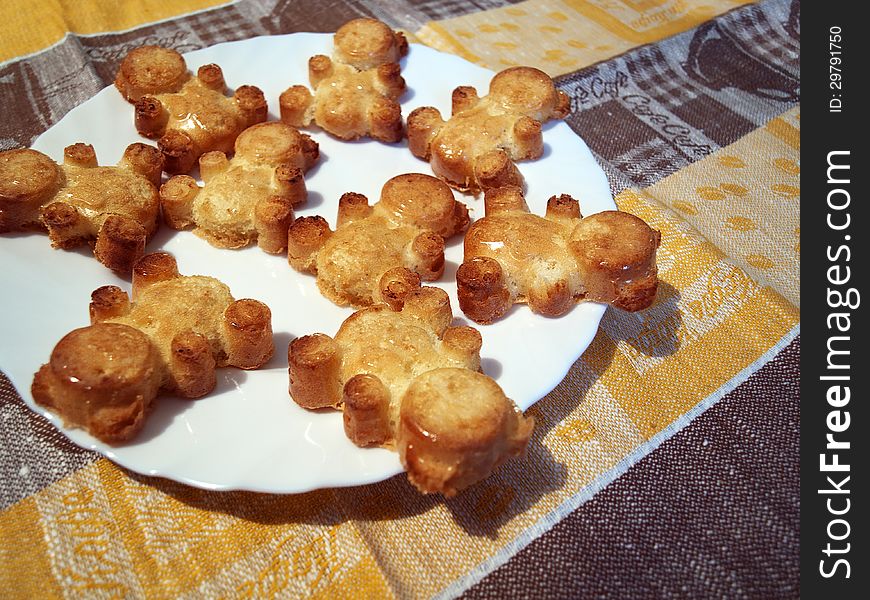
308, 55, 334, 88
197, 63, 225, 92
132, 251, 180, 300
442, 326, 483, 371
122, 143, 165, 188
377, 267, 421, 311
158, 130, 197, 175
234, 85, 268, 128
134, 96, 169, 139
404, 231, 445, 281
343, 373, 392, 447
545, 193, 581, 223
287, 216, 331, 273
254, 195, 295, 254
41, 202, 90, 249
199, 151, 229, 184
484, 185, 528, 215
89, 285, 131, 324
94, 214, 147, 274
336, 192, 372, 227
406, 106, 445, 160
223, 299, 274, 369
63, 143, 97, 168
473, 149, 523, 192
456, 256, 513, 325
169, 330, 217, 398
159, 175, 200, 229
289, 333, 342, 409
275, 164, 307, 207
279, 85, 315, 128
401, 286, 452, 337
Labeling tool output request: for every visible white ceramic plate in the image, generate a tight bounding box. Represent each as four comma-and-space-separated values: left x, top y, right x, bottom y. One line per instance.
0, 33, 613, 493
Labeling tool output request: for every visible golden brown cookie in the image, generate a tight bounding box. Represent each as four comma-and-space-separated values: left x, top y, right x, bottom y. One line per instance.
288, 271, 532, 496
0, 143, 163, 273
407, 66, 570, 194
279, 18, 408, 142
159, 122, 319, 251
115, 45, 268, 174
287, 173, 469, 307
457, 186, 661, 323
32, 252, 274, 444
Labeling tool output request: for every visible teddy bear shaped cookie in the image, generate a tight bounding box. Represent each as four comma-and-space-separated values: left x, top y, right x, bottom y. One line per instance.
159, 121, 319, 252
407, 66, 571, 194
289, 268, 533, 496
457, 186, 661, 323
279, 18, 408, 142
287, 172, 469, 307
115, 45, 268, 174
32, 252, 274, 444
0, 142, 163, 273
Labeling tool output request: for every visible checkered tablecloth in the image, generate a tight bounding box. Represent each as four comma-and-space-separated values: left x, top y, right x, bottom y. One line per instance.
0, 1, 799, 597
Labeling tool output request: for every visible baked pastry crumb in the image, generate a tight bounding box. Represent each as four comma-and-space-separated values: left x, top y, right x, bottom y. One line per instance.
457, 186, 661, 323
115, 45, 268, 174
159, 122, 319, 251
287, 172, 469, 307
32, 252, 274, 444
0, 143, 163, 273
407, 66, 570, 194
279, 18, 408, 142
289, 270, 532, 496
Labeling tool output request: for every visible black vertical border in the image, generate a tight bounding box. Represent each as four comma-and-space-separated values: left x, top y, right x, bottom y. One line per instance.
802, 2, 867, 597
